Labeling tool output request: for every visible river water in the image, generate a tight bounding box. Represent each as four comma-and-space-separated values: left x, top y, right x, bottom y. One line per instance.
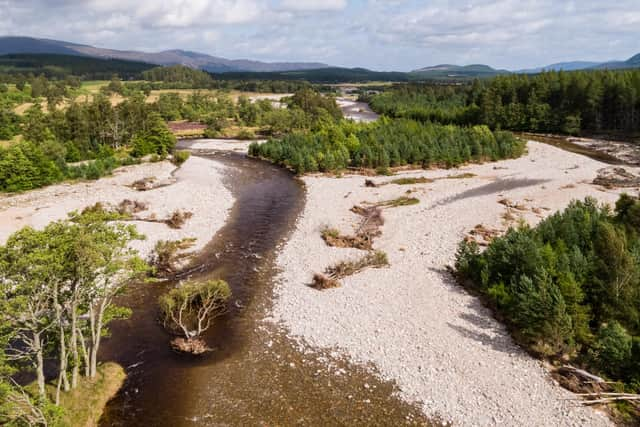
99, 149, 433, 426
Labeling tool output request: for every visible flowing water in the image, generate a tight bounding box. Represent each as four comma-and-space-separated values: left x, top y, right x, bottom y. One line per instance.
99, 149, 433, 426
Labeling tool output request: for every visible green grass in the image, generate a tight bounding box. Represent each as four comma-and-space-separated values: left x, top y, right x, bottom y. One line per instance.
390, 177, 434, 185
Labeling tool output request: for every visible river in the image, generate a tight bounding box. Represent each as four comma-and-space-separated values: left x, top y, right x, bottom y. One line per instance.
99, 148, 432, 426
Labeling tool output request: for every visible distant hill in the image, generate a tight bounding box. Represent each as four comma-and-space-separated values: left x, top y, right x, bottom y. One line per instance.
0, 36, 330, 73
410, 64, 508, 80
593, 53, 640, 70
0, 53, 155, 79
518, 61, 601, 73
520, 53, 640, 73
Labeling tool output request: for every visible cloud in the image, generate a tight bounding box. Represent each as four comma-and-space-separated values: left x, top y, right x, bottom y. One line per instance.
1, 0, 639, 70
279, 0, 346, 12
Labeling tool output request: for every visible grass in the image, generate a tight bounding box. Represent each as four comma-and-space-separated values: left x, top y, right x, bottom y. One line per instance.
445, 172, 476, 179
378, 197, 420, 207
320, 226, 373, 250
47, 362, 126, 427
312, 251, 389, 290
325, 250, 389, 279
390, 177, 434, 185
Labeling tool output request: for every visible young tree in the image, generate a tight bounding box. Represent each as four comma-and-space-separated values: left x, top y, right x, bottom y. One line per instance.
159, 280, 231, 353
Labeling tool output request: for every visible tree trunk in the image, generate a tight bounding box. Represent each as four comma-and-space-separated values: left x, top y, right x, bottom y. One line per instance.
34, 332, 46, 400
70, 302, 79, 388
89, 299, 107, 378
76, 325, 90, 378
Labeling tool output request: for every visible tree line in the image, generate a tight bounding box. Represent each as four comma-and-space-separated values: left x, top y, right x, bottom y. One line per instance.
249, 118, 524, 174
455, 196, 640, 401
366, 69, 640, 136
0, 92, 176, 192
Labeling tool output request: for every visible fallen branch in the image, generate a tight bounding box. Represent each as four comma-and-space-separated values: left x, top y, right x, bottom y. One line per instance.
560, 365, 606, 383
580, 396, 640, 405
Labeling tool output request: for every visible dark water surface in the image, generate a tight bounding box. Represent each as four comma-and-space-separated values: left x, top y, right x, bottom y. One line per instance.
99, 148, 433, 426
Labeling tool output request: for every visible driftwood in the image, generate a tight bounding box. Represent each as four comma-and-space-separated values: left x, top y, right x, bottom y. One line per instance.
578, 395, 640, 405
560, 365, 606, 383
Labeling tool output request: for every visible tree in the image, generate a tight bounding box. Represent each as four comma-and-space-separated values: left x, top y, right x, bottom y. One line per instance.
594, 322, 633, 378
67, 211, 146, 377
159, 280, 231, 352
0, 227, 59, 399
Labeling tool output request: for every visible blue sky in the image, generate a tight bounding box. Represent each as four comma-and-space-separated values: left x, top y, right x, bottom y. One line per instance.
1, 0, 639, 71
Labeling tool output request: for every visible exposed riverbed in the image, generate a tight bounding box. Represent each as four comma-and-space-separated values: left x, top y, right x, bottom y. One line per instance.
99, 148, 433, 426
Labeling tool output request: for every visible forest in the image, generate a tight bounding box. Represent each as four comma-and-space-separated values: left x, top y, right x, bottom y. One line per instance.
0, 54, 154, 80
249, 118, 524, 174
0, 72, 347, 193
366, 69, 640, 136
0, 93, 176, 192
455, 196, 640, 397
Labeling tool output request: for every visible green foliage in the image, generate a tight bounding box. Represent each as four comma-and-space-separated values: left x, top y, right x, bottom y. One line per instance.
142, 65, 213, 88
158, 280, 231, 338
172, 150, 191, 166
455, 195, 640, 388
250, 119, 524, 174
0, 108, 20, 139
369, 69, 640, 135
130, 112, 176, 157
0, 141, 63, 192
0, 54, 153, 80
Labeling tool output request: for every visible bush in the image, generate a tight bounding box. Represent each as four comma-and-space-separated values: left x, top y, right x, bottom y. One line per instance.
236, 129, 256, 140
594, 322, 633, 378
149, 238, 196, 277
172, 150, 191, 166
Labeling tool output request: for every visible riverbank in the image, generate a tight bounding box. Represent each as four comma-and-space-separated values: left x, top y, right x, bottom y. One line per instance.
51, 362, 125, 427
271, 140, 625, 426
0, 156, 233, 260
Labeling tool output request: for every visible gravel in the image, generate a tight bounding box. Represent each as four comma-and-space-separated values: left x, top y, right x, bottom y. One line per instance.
0, 156, 233, 261
271, 141, 623, 426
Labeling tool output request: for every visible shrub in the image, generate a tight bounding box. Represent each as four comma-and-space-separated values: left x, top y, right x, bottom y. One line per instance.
172, 150, 191, 166
149, 238, 196, 277
236, 129, 256, 140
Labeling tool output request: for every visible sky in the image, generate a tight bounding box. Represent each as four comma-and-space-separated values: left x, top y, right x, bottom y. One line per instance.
1, 0, 639, 71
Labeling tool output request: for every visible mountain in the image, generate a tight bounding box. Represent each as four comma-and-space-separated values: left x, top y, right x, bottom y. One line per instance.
593, 53, 640, 70
0, 36, 83, 56
520, 53, 640, 73
410, 64, 508, 80
0, 36, 330, 73
518, 61, 601, 74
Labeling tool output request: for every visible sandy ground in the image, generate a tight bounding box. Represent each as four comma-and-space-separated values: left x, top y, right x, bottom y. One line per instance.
184, 138, 262, 153
0, 156, 233, 261
271, 141, 626, 426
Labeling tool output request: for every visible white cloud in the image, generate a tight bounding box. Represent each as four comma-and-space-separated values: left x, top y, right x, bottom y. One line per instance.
279, 0, 346, 11
1, 0, 640, 70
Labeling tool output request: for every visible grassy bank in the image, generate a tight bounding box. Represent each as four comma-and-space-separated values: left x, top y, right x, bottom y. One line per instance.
48, 362, 125, 427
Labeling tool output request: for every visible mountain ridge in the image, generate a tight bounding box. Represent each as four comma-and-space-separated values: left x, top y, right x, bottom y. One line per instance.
0, 36, 330, 73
